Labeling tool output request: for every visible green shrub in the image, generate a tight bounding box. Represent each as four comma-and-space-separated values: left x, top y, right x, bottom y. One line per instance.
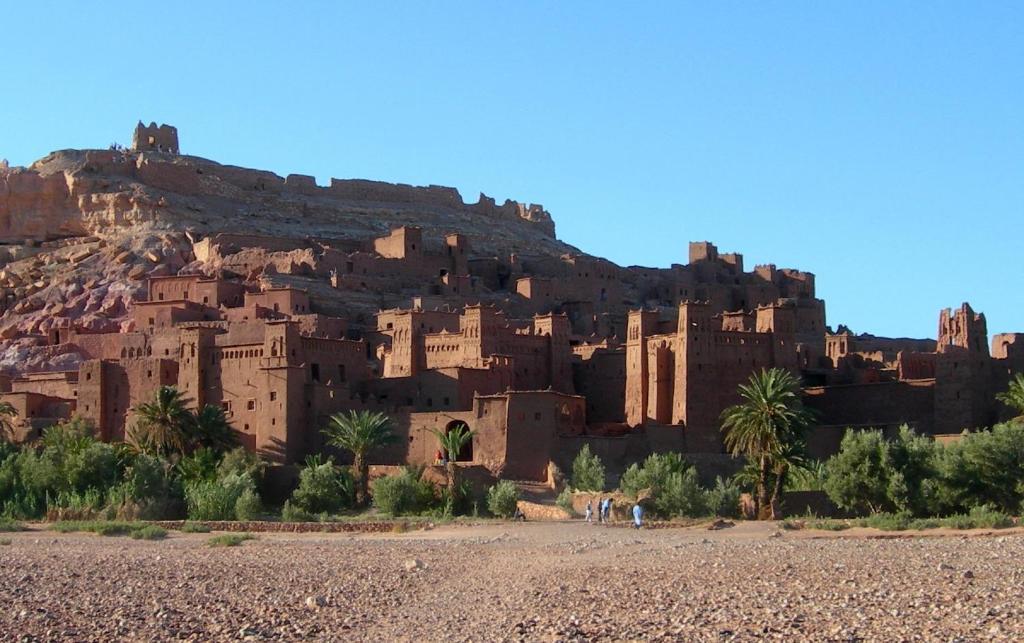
908, 517, 943, 530
556, 487, 576, 516
93, 521, 139, 536
288, 459, 353, 515
176, 448, 221, 484
0, 518, 24, 531
0, 537, 10, 546
704, 476, 742, 518
486, 480, 519, 518
656, 467, 708, 518
107, 454, 182, 521
217, 448, 265, 485
823, 430, 891, 514
785, 461, 827, 492
207, 533, 255, 547
965, 504, 1013, 529
858, 512, 913, 531
281, 500, 314, 522
620, 453, 707, 518
234, 488, 262, 520
129, 525, 168, 540
437, 478, 475, 517
51, 520, 142, 536
185, 473, 257, 521
808, 519, 852, 531
932, 423, 1024, 514
372, 468, 436, 516
49, 488, 107, 521
62, 442, 120, 495
824, 422, 1024, 518
570, 445, 605, 492
178, 522, 212, 533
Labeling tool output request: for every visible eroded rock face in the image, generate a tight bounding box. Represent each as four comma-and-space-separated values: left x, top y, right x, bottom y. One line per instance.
2, 145, 561, 255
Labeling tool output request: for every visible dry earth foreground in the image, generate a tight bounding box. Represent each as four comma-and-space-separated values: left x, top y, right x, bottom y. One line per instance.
1, 523, 1022, 641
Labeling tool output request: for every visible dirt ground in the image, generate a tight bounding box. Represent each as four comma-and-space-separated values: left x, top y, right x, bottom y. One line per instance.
1, 520, 1022, 641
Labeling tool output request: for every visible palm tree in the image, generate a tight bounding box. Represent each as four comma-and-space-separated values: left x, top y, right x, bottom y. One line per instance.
0, 401, 17, 442
131, 386, 192, 457
429, 423, 475, 500
996, 373, 1024, 420
720, 368, 814, 520
187, 404, 238, 454
322, 410, 396, 507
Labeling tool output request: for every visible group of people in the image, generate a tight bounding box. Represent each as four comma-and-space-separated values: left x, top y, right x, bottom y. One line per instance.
584, 497, 644, 529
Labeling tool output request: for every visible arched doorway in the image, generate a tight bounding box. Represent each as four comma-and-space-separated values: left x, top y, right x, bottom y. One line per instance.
445, 420, 473, 462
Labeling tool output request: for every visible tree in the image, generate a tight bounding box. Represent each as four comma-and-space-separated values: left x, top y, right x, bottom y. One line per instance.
322, 410, 396, 507
996, 372, 1024, 420
719, 368, 814, 519
0, 401, 17, 442
429, 423, 475, 503
187, 405, 238, 454
130, 386, 192, 457
570, 444, 605, 491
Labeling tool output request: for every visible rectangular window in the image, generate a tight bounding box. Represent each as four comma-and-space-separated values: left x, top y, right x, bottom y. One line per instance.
311, 363, 320, 382
247, 399, 255, 411
270, 391, 277, 401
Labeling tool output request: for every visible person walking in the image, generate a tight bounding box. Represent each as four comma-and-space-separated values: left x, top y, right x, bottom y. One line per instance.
597, 497, 606, 523
604, 497, 613, 522
585, 500, 593, 523
632, 501, 644, 529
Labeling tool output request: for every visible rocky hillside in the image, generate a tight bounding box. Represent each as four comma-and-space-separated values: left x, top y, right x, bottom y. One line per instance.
0, 130, 576, 374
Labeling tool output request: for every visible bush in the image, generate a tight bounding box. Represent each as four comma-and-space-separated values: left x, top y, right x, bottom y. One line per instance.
858, 512, 913, 531
438, 478, 475, 517
50, 520, 141, 536
704, 476, 742, 518
556, 487, 576, 516
823, 430, 891, 514
932, 423, 1024, 514
207, 533, 255, 547
824, 422, 1024, 518
107, 455, 182, 520
372, 468, 436, 516
570, 445, 605, 492
185, 473, 258, 521
218, 448, 265, 485
176, 448, 221, 484
281, 500, 314, 522
48, 489, 107, 521
620, 453, 707, 518
0, 518, 24, 532
234, 488, 262, 521
964, 504, 1013, 529
486, 481, 519, 518
288, 459, 353, 515
129, 525, 168, 540
0, 538, 10, 546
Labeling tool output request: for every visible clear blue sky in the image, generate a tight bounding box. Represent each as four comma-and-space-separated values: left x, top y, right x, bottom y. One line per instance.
2, 2, 1021, 341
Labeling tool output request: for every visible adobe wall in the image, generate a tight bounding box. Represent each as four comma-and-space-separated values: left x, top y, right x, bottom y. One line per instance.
10, 371, 78, 399
502, 392, 586, 481
803, 380, 936, 437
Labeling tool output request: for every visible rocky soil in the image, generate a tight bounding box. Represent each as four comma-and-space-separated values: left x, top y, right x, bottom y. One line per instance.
1, 521, 1022, 641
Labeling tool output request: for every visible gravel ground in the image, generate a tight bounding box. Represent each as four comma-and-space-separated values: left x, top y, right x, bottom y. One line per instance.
1, 521, 1022, 641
